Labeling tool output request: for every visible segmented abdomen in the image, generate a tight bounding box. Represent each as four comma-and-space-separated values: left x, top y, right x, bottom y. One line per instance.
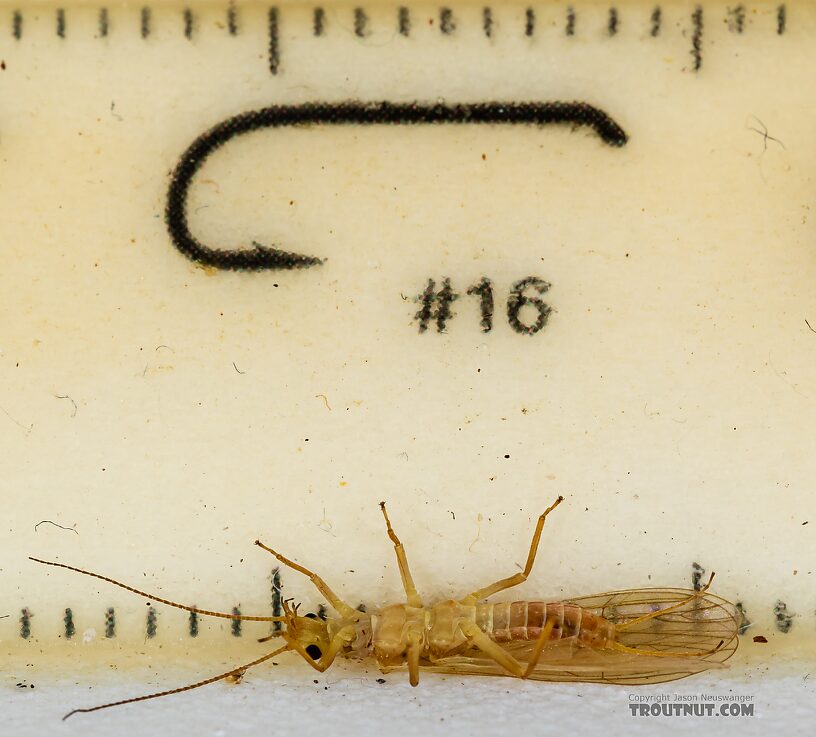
476, 601, 605, 643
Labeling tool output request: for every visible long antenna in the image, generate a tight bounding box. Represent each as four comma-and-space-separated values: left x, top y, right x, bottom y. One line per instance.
64, 643, 291, 719
29, 557, 283, 622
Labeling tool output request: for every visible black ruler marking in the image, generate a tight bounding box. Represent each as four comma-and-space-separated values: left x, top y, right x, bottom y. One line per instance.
99, 7, 109, 38
608, 7, 619, 36
141, 6, 151, 39
525, 7, 535, 38
650, 6, 662, 37
728, 4, 746, 34
440, 6, 455, 35
227, 1, 238, 36
314, 6, 325, 37
398, 6, 411, 36
0, 5, 794, 75
268, 6, 279, 75
483, 7, 493, 39
183, 7, 194, 39
691, 5, 704, 72
566, 6, 576, 36
354, 7, 369, 37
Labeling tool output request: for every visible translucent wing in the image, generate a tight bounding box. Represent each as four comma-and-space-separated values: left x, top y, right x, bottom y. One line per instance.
567, 587, 740, 664
391, 588, 739, 685
414, 642, 730, 685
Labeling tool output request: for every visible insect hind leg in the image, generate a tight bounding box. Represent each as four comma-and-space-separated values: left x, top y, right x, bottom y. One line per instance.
460, 496, 563, 605
458, 621, 525, 678
523, 618, 557, 677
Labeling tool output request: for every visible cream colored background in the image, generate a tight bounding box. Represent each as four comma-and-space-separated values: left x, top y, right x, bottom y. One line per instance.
0, 0, 814, 688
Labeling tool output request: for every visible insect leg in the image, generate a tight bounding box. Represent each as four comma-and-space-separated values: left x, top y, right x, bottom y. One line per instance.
62, 643, 290, 719
406, 631, 423, 686
616, 573, 716, 630
290, 628, 355, 673
458, 621, 525, 678
459, 495, 563, 605
523, 618, 557, 677
254, 540, 356, 617
379, 502, 422, 608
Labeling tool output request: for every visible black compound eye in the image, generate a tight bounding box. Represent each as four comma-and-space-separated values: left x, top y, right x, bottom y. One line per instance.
305, 644, 322, 660
304, 613, 318, 620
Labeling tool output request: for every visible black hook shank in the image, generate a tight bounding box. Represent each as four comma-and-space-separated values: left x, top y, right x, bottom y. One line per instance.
165, 100, 628, 271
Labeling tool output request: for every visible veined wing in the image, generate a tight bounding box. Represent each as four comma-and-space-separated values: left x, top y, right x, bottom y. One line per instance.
565, 587, 740, 661
390, 588, 739, 685
411, 638, 731, 685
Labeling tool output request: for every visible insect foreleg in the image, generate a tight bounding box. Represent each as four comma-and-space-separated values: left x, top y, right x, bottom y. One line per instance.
458, 622, 525, 678
254, 540, 356, 617
460, 495, 563, 605
379, 502, 422, 608
291, 629, 354, 673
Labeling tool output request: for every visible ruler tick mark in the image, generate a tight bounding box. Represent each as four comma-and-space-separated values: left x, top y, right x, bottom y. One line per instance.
20, 607, 31, 639
692, 562, 705, 591
608, 7, 618, 36
105, 607, 115, 638
777, 4, 786, 35
398, 6, 410, 36
354, 7, 368, 38
183, 8, 194, 39
268, 7, 279, 74
64, 608, 75, 639
691, 5, 703, 72
56, 8, 65, 39
12, 9, 22, 39
734, 602, 752, 635
140, 7, 151, 39
271, 567, 283, 633
566, 6, 576, 36
440, 7, 455, 35
99, 8, 109, 38
728, 5, 745, 34
314, 6, 325, 36
774, 600, 793, 633
189, 608, 199, 637
525, 7, 535, 37
483, 7, 493, 39
227, 1, 238, 35
146, 606, 158, 638
650, 6, 661, 37
231, 606, 242, 637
